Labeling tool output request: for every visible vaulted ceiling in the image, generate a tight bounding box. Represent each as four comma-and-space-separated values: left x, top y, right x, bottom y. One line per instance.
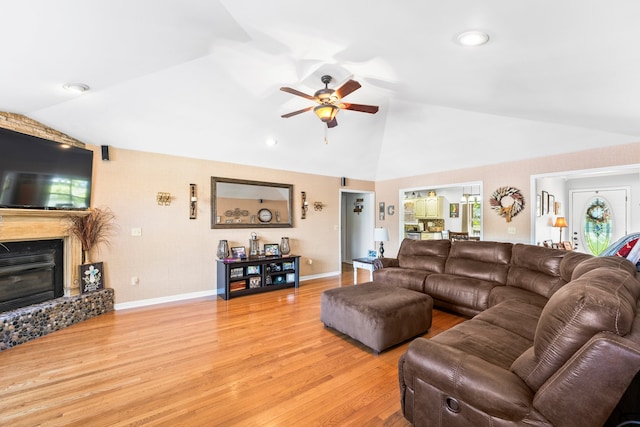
1, 1, 639, 181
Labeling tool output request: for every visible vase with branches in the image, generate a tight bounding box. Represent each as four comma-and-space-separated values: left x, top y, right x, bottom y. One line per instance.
65, 207, 116, 264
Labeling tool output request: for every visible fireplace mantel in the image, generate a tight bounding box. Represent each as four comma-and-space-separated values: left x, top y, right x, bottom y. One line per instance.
0, 209, 87, 296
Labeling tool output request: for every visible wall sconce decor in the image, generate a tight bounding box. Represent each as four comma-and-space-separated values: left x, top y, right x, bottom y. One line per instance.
313, 201, 324, 211
157, 192, 172, 206
379, 202, 385, 220
301, 191, 308, 219
189, 184, 197, 219
354, 198, 364, 214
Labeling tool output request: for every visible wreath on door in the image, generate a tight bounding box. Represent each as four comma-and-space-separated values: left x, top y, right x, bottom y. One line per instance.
489, 186, 525, 222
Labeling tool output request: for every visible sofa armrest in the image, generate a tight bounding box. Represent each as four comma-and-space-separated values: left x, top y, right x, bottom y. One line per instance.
373, 257, 398, 270
403, 338, 534, 420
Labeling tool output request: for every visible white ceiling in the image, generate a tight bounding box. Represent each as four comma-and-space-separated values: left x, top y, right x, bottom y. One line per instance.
1, 0, 639, 181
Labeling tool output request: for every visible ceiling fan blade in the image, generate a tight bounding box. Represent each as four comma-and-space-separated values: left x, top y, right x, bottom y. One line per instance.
339, 103, 379, 114
327, 118, 338, 128
280, 86, 315, 101
334, 80, 361, 99
281, 106, 313, 118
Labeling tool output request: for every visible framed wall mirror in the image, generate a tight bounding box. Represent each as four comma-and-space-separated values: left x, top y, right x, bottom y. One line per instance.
211, 177, 293, 229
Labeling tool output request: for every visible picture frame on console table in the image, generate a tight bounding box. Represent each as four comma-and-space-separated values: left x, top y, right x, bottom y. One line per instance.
264, 244, 280, 257
79, 262, 104, 293
231, 246, 246, 259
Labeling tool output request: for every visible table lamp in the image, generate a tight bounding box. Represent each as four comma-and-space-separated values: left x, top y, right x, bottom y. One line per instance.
553, 217, 568, 242
374, 227, 389, 258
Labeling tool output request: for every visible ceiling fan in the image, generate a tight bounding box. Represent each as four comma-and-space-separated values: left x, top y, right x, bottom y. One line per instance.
280, 75, 379, 128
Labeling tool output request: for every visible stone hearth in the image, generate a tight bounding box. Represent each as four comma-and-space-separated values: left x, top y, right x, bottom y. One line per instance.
0, 289, 114, 351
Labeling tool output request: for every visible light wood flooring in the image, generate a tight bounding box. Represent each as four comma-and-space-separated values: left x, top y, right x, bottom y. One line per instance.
0, 264, 464, 426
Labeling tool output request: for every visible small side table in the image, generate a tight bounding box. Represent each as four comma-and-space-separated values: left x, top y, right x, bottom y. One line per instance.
352, 257, 376, 284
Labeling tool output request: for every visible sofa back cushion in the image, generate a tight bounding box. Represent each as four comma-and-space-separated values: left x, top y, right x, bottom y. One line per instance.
506, 244, 567, 298
559, 251, 593, 282
511, 265, 640, 391
444, 241, 512, 285
571, 255, 638, 281
397, 239, 451, 273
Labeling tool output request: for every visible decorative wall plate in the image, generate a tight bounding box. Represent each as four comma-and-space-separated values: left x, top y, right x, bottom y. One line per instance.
489, 186, 525, 222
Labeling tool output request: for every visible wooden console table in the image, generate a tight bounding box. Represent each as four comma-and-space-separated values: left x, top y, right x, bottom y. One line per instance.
217, 255, 300, 300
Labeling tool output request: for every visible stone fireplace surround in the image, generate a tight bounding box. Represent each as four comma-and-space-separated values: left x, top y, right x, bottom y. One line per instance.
0, 209, 114, 350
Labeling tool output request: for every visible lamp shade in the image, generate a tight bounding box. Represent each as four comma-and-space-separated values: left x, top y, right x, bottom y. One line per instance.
374, 227, 389, 242
553, 217, 568, 228
313, 104, 339, 122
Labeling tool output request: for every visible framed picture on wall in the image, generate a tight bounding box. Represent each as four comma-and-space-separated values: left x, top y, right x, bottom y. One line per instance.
449, 203, 459, 218
541, 191, 549, 214
548, 194, 555, 215
536, 194, 541, 217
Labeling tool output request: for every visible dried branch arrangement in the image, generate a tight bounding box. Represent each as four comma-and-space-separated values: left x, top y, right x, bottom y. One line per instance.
65, 207, 116, 261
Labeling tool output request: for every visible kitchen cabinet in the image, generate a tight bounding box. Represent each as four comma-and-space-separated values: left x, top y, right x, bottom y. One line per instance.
414, 198, 427, 217
416, 196, 443, 219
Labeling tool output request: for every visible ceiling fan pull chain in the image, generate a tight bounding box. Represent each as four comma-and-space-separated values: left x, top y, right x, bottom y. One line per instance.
324, 126, 329, 144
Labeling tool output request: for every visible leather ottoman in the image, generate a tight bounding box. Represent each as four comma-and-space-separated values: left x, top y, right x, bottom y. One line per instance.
320, 283, 433, 353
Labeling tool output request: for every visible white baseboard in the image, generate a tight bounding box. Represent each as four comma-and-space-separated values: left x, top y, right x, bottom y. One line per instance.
114, 290, 217, 311
300, 271, 340, 281
113, 272, 341, 310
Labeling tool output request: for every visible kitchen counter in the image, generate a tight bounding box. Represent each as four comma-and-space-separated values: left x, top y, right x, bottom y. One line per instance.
421, 231, 442, 240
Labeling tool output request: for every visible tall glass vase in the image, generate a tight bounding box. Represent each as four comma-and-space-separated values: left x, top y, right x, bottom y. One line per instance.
280, 237, 290, 255
217, 240, 229, 259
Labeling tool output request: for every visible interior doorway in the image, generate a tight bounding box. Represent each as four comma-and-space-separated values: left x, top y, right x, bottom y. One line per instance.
339, 190, 375, 265
531, 164, 640, 249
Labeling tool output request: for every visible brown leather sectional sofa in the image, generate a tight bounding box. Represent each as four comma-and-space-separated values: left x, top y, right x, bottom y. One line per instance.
373, 239, 640, 426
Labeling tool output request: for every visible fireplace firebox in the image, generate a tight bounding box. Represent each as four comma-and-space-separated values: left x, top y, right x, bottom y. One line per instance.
0, 239, 64, 312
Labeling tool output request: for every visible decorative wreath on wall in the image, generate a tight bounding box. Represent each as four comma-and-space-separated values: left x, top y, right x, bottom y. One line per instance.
489, 186, 525, 223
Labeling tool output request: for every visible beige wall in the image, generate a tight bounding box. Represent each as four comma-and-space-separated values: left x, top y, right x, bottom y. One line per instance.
89, 146, 374, 305
374, 142, 640, 257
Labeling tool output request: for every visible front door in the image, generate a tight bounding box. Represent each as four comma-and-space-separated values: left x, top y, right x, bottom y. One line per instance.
569, 188, 629, 254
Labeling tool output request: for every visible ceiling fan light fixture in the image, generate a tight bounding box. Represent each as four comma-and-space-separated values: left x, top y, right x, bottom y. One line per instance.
314, 104, 339, 122
456, 30, 490, 47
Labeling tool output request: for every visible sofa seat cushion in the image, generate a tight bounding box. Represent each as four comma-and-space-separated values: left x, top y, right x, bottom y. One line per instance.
474, 300, 543, 342
431, 305, 536, 369
373, 267, 430, 293
425, 273, 499, 313
489, 285, 549, 309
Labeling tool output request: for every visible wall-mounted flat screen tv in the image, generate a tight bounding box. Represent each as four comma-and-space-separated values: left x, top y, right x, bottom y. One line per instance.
0, 127, 93, 210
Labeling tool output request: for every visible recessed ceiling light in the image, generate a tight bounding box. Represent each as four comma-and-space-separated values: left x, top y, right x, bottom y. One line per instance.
266, 138, 278, 147
456, 30, 490, 47
63, 83, 90, 93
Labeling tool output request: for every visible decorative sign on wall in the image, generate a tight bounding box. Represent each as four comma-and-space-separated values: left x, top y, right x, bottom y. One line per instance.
489, 186, 525, 222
